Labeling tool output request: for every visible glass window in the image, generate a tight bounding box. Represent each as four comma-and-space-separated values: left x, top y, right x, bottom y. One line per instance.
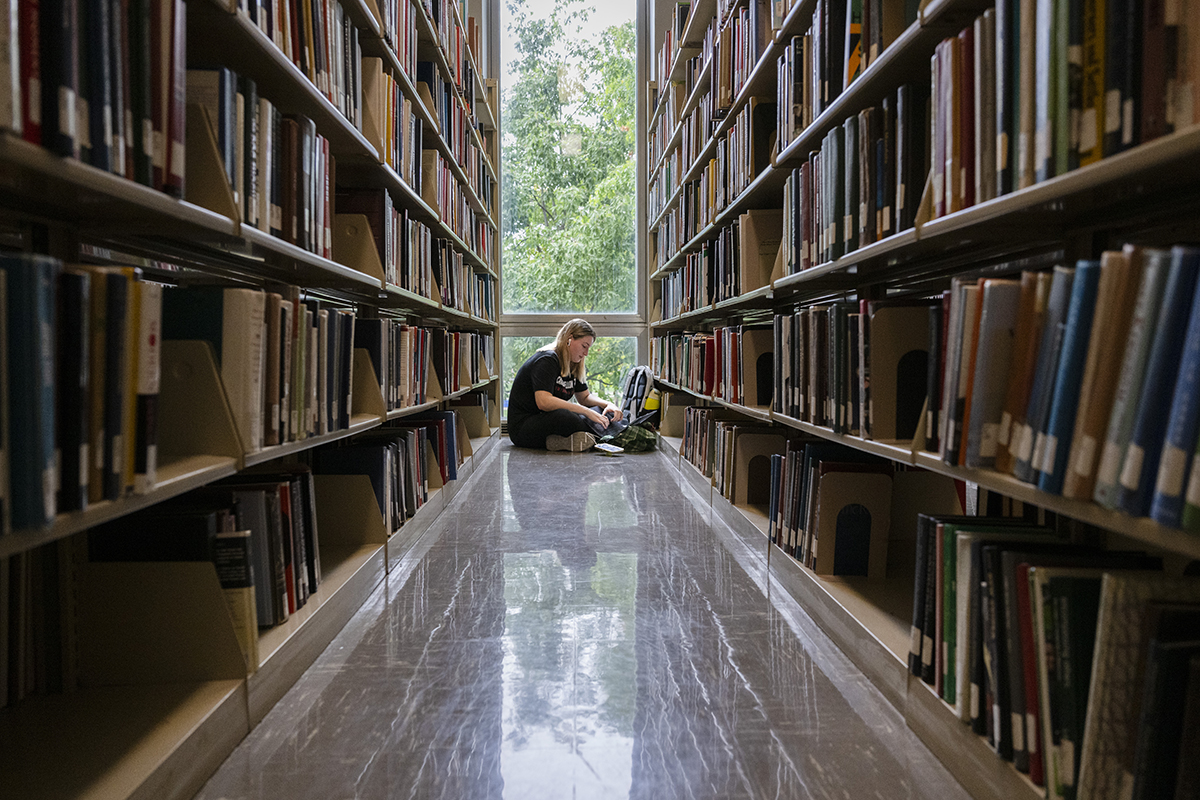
500, 0, 637, 315
502, 335, 637, 416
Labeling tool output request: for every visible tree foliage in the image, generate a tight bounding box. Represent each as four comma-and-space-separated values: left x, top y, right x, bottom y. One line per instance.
501, 0, 636, 314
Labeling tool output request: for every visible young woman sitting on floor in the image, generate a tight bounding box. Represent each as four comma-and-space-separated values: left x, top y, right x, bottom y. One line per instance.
506, 319, 623, 451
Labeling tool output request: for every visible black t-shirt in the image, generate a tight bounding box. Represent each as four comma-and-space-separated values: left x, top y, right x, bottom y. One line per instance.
507, 349, 588, 432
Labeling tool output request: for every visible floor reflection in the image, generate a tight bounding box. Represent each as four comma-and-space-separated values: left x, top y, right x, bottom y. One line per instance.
193, 444, 969, 800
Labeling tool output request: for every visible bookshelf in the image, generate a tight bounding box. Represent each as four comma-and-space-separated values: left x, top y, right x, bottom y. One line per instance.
0, 0, 501, 795
647, 0, 1200, 795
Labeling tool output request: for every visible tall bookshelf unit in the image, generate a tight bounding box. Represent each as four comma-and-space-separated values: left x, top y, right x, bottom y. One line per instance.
0, 0, 501, 796
645, 0, 1200, 798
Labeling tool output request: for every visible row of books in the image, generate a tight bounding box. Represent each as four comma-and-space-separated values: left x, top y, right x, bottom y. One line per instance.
419, 148, 482, 254
414, 61, 495, 217
652, 0, 695, 102
2, 0, 187, 193
373, 0, 419, 78
649, 325, 774, 408
775, 0, 914, 150
0, 394, 481, 710
908, 512, 1200, 799
773, 299, 931, 441
678, 410, 904, 577
335, 185, 496, 312
236, 0, 363, 131
362, 57, 425, 192
779, 83, 927, 271
0, 256, 163, 532
929, 1, 1199, 221
649, 0, 772, 171
356, 322, 492, 412
91, 465, 325, 670
188, 68, 335, 259
659, 209, 781, 318
162, 285, 359, 458
649, 97, 776, 255
934, 246, 1200, 531
437, 254, 495, 321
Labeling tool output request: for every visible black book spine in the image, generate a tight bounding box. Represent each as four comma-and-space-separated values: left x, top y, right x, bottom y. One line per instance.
57, 271, 90, 512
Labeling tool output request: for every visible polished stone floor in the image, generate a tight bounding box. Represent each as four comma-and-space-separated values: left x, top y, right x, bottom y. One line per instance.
195, 443, 970, 800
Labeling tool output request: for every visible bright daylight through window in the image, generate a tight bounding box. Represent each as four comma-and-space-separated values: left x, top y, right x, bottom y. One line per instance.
499, 0, 638, 414
500, 0, 637, 315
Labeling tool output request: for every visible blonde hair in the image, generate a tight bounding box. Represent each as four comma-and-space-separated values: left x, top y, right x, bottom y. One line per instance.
538, 318, 595, 382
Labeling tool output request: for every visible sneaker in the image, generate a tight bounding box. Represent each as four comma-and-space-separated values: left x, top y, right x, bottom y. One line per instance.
546, 431, 596, 452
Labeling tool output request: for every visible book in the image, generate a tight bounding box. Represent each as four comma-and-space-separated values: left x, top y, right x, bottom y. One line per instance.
40, 0, 79, 158
1013, 265, 1075, 482
944, 280, 980, 465
1037, 260, 1101, 494
0, 254, 59, 529
1151, 249, 1200, 526
1063, 248, 1142, 500
56, 269, 90, 513
162, 286, 266, 454
1075, 573, 1200, 800
1116, 245, 1200, 517
1094, 249, 1171, 508
996, 271, 1051, 474
131, 280, 161, 494
965, 278, 1021, 468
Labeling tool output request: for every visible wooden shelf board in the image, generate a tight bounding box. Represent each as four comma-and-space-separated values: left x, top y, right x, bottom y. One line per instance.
239, 225, 384, 289
0, 133, 240, 237
387, 399, 445, 419
249, 543, 386, 722
0, 455, 240, 560
659, 435, 684, 458
904, 678, 1042, 800
0, 680, 247, 800
243, 414, 382, 468
908, 451, 1200, 560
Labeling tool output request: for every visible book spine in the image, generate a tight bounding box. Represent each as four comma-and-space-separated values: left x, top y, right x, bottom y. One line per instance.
1037, 261, 1101, 495
1116, 246, 1200, 516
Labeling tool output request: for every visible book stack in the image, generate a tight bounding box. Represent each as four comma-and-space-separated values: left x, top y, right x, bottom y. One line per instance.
772, 298, 932, 440
767, 441, 894, 575
352, 318, 440, 414
775, 0, 914, 156
779, 83, 928, 274
927, 1, 1200, 219
906, 511, 1200, 797
929, 247, 1200, 531
238, 0, 363, 128
0, 255, 164, 533
6, 0, 188, 194
161, 285, 358, 454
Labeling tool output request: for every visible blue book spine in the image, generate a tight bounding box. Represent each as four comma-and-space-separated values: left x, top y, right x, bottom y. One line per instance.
0, 255, 60, 529
1150, 246, 1200, 526
1038, 260, 1101, 494
1014, 266, 1075, 482
1117, 246, 1200, 517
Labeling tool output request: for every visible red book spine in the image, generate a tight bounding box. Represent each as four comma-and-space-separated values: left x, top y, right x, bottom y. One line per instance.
18, 0, 40, 143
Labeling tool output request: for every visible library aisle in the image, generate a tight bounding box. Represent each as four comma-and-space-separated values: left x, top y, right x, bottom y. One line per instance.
195, 443, 969, 799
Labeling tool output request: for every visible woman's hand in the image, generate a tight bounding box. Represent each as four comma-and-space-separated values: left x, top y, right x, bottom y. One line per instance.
606, 403, 624, 422
582, 406, 609, 426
